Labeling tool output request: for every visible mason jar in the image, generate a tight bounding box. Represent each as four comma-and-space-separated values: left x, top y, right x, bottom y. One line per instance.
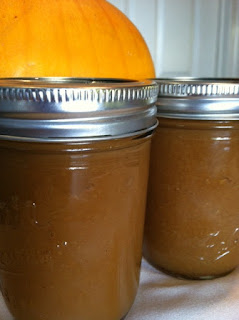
0, 78, 158, 320
144, 78, 239, 280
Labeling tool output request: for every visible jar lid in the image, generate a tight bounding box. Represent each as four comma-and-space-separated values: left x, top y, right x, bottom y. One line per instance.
0, 78, 158, 142
155, 78, 239, 120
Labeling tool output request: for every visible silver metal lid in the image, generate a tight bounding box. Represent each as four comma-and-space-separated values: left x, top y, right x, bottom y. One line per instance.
155, 78, 239, 120
0, 78, 158, 142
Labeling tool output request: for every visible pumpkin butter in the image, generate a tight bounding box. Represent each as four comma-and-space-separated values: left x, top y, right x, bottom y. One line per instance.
144, 79, 239, 280
0, 78, 158, 320
0, 138, 150, 320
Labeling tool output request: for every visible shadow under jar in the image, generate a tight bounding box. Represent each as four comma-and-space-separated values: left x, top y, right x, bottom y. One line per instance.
144, 78, 239, 280
0, 78, 158, 320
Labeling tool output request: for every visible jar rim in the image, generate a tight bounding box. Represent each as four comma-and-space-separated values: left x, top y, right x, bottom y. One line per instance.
153, 78, 239, 120
0, 77, 158, 142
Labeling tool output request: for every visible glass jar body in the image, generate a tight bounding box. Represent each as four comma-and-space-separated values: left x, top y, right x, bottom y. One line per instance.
144, 118, 239, 279
0, 135, 151, 320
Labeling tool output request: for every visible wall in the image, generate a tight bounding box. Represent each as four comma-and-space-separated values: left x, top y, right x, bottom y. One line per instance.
108, 0, 239, 77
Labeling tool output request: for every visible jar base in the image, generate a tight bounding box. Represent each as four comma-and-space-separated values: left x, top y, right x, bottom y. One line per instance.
13, 312, 130, 320
144, 256, 235, 280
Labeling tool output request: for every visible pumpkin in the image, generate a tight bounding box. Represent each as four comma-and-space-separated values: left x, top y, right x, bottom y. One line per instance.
0, 0, 155, 79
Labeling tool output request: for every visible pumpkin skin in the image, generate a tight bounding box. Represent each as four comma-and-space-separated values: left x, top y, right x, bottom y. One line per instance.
0, 0, 155, 79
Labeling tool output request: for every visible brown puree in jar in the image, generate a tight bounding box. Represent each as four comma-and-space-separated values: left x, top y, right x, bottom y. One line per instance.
144, 118, 239, 279
0, 136, 151, 320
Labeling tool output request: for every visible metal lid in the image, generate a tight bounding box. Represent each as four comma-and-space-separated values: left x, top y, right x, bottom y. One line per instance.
0, 78, 158, 142
155, 78, 239, 120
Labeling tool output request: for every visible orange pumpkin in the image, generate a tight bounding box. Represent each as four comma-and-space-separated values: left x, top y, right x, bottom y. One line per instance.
0, 0, 155, 79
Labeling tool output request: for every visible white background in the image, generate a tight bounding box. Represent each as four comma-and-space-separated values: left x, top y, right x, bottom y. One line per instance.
108, 0, 239, 78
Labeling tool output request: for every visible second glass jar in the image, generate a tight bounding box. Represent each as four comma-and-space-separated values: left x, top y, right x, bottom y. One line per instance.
144, 79, 239, 280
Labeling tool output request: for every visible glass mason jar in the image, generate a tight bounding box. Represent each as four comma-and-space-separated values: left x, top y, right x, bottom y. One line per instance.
144, 78, 239, 280
0, 78, 158, 320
